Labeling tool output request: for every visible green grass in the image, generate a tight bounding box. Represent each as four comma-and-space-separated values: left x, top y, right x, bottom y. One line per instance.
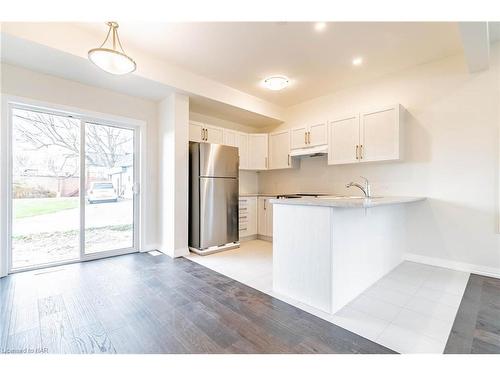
14, 197, 79, 219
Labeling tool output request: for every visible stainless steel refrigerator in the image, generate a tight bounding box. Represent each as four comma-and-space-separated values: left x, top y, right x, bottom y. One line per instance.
189, 142, 239, 255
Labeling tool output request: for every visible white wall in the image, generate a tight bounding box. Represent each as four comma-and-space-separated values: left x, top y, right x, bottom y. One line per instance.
189, 111, 260, 134
260, 45, 500, 273
0, 63, 159, 250
158, 93, 190, 257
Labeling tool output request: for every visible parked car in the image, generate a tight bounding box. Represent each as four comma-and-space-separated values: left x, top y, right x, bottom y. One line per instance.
87, 181, 118, 204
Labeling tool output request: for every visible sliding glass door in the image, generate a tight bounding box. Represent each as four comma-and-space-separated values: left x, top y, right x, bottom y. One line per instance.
84, 122, 135, 255
10, 106, 139, 272
11, 108, 81, 269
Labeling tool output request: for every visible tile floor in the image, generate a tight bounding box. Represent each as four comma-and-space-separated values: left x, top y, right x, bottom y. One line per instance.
186, 240, 470, 354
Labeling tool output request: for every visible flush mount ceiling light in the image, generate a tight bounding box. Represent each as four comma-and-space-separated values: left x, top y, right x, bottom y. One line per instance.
263, 76, 290, 91
352, 57, 363, 66
314, 22, 327, 32
88, 22, 136, 75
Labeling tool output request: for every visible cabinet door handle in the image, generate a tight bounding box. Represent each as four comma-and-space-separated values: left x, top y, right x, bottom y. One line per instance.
204, 128, 208, 141
304, 131, 307, 145
264, 199, 267, 210
307, 131, 311, 144
356, 145, 359, 160
360, 144, 363, 159
288, 154, 290, 166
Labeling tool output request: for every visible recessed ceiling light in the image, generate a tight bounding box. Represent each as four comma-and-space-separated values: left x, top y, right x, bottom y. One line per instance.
352, 57, 363, 66
263, 76, 290, 91
314, 22, 327, 32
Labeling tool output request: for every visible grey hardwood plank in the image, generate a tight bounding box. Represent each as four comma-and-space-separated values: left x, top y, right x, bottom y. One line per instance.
71, 323, 116, 354
161, 307, 226, 354
38, 295, 77, 354
1, 252, 399, 354
5, 328, 42, 354
445, 274, 500, 354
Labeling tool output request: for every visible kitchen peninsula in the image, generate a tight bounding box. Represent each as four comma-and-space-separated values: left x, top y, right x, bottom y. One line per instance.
271, 196, 425, 314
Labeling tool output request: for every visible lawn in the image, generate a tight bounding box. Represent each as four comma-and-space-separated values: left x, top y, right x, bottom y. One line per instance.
14, 197, 79, 219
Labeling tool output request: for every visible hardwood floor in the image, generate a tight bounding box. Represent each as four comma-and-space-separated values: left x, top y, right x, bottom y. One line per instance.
445, 274, 500, 354
0, 253, 395, 354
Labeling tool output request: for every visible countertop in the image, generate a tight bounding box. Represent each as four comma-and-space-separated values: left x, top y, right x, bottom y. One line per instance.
269, 196, 426, 208
239, 192, 333, 197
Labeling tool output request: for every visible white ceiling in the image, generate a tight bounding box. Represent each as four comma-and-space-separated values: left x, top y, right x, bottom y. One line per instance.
75, 22, 464, 107
1, 33, 283, 127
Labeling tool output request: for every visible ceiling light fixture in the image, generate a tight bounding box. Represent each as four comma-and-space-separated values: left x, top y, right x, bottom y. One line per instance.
314, 22, 327, 32
263, 76, 290, 91
88, 22, 136, 75
352, 57, 363, 66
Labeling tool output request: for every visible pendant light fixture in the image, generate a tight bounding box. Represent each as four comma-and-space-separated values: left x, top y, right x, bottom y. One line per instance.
88, 22, 136, 75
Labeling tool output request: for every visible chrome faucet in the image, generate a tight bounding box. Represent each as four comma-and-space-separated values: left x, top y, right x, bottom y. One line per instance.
346, 176, 372, 198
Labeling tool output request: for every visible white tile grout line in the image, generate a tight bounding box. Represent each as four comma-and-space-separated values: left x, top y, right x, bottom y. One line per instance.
370, 269, 470, 351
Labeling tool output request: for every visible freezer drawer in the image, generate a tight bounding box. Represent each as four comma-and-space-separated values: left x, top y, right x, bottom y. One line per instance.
197, 177, 239, 249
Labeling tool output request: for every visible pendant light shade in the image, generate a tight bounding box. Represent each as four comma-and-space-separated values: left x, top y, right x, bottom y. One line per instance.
88, 22, 136, 75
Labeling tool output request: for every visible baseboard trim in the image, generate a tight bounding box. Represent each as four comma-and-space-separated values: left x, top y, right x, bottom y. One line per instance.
404, 253, 500, 279
142, 244, 160, 252
257, 234, 273, 242
240, 234, 258, 242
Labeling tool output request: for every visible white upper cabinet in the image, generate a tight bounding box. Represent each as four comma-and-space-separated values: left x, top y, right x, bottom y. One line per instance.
291, 126, 309, 149
204, 124, 224, 144
247, 133, 268, 170
291, 123, 327, 150
189, 121, 223, 144
328, 104, 404, 165
269, 130, 293, 170
360, 105, 402, 162
236, 132, 249, 170
189, 121, 204, 143
223, 129, 249, 170
328, 115, 360, 165
308, 122, 327, 147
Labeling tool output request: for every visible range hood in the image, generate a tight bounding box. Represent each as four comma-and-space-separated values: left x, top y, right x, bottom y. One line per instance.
290, 144, 328, 158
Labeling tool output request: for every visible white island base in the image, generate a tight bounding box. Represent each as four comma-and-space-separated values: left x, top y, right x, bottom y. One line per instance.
272, 199, 420, 314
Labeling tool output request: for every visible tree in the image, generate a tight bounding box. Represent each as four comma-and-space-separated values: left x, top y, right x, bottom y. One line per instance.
13, 110, 133, 175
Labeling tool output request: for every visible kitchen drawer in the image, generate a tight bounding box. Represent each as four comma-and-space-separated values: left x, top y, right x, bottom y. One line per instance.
238, 196, 257, 237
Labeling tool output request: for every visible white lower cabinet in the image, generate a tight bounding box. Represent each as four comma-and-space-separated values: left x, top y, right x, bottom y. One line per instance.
239, 196, 257, 238
257, 196, 274, 238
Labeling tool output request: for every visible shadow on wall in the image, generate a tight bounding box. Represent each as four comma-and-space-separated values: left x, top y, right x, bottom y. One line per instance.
404, 109, 432, 164
405, 198, 500, 270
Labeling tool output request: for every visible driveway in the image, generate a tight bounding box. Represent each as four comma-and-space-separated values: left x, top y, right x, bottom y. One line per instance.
13, 199, 133, 235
